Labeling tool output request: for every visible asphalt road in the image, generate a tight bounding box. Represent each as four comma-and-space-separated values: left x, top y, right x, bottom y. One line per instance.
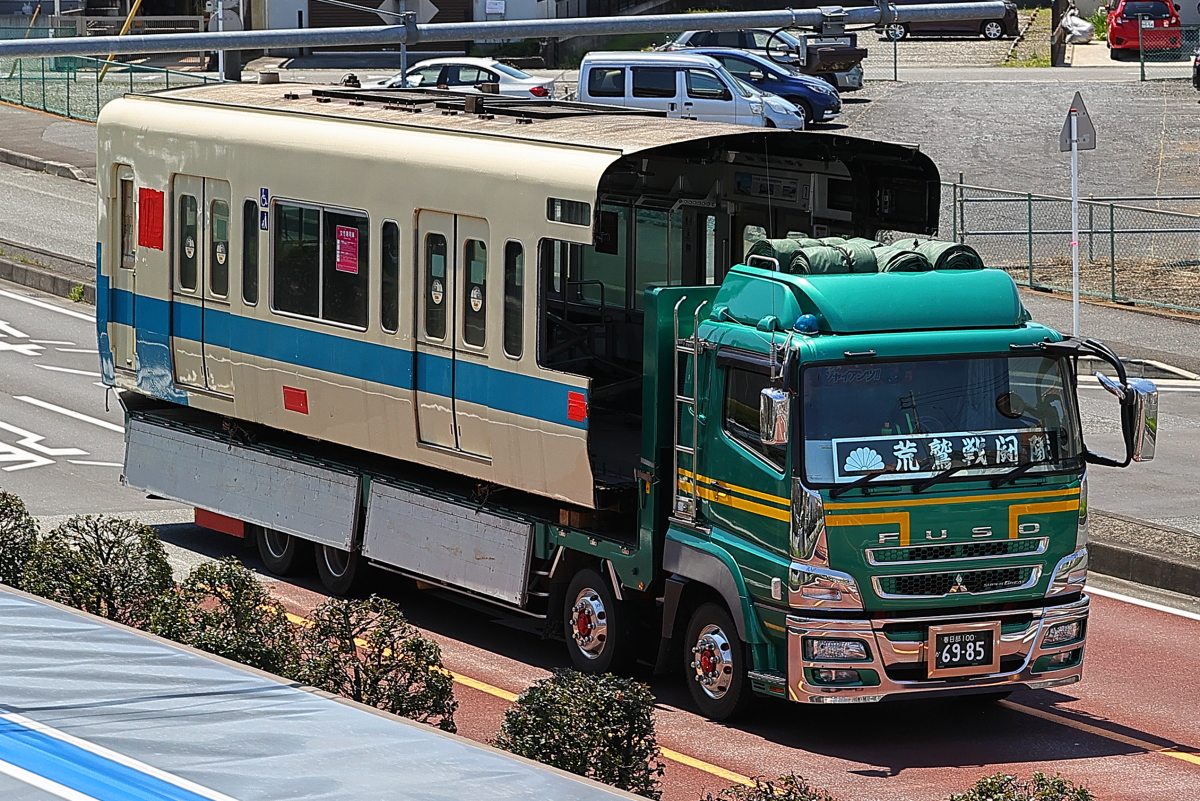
0, 161, 95, 265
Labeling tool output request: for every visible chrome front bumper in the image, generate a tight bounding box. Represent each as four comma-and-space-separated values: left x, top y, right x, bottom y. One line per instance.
785, 594, 1089, 703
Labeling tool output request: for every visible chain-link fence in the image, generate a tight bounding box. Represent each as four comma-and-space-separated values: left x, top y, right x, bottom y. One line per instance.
1129, 25, 1200, 80
0, 56, 215, 122
933, 182, 1200, 313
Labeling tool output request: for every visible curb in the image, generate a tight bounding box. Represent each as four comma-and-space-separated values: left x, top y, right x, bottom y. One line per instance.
1090, 539, 1200, 599
0, 145, 95, 185
0, 254, 95, 304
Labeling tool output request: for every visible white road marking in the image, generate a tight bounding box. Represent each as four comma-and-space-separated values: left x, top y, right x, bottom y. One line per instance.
67, 460, 123, 467
30, 340, 76, 345
13, 397, 123, 433
0, 711, 242, 801
55, 348, 99, 354
0, 321, 28, 338
0, 341, 44, 356
0, 758, 102, 801
0, 288, 94, 322
35, 364, 101, 378
0, 422, 86, 457
1088, 586, 1200, 623
0, 443, 52, 471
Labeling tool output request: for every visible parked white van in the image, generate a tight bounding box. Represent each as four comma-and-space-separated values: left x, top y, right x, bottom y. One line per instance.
576, 51, 805, 129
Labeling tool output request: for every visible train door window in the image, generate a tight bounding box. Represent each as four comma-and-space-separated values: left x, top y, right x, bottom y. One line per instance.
273, 203, 320, 318
723, 365, 786, 470
322, 211, 369, 328
381, 221, 400, 334
503, 241, 523, 358
209, 199, 230, 297
424, 233, 448, 339
742, 224, 767, 262
178, 194, 199, 291
242, 200, 258, 305
119, 178, 136, 269
704, 214, 717, 284
462, 239, 487, 347
588, 67, 624, 97
633, 208, 683, 310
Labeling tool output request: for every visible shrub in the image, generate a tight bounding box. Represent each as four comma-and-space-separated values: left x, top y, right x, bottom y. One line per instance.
0, 491, 38, 588
296, 595, 457, 732
151, 558, 300, 676
948, 772, 1094, 801
493, 669, 665, 799
701, 774, 838, 801
24, 515, 173, 628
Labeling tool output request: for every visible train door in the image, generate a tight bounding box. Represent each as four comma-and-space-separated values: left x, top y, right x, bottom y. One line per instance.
413, 210, 491, 458
110, 167, 137, 372
171, 175, 234, 395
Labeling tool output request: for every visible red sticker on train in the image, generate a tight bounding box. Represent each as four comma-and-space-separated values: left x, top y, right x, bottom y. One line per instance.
335, 225, 359, 274
137, 188, 164, 250
567, 391, 587, 422
282, 386, 309, 414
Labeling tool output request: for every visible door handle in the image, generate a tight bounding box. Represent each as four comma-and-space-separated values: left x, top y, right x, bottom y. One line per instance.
668, 102, 677, 111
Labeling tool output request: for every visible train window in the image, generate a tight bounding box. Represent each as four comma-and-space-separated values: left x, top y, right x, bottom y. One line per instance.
381, 221, 400, 334
178, 194, 199, 291
546, 198, 590, 226
273, 203, 320, 319
723, 365, 786, 471
322, 210, 369, 328
210, 199, 230, 297
704, 214, 716, 284
580, 203, 626, 307
633, 208, 682, 310
242, 200, 258, 305
503, 241, 523, 358
119, 178, 135, 270
463, 239, 487, 347
425, 233, 447, 339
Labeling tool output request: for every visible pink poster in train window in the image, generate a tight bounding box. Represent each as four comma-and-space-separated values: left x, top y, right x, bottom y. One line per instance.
335, 225, 359, 274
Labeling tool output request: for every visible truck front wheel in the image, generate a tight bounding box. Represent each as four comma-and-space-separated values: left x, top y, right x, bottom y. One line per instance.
564, 568, 635, 673
255, 526, 312, 577
316, 545, 367, 596
684, 603, 750, 721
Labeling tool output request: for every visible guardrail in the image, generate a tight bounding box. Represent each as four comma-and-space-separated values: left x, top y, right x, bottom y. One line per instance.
0, 55, 214, 121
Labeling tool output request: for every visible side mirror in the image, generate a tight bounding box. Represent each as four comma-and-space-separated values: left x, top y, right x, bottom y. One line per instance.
760, 387, 790, 446
1090, 373, 1157, 465
749, 70, 765, 81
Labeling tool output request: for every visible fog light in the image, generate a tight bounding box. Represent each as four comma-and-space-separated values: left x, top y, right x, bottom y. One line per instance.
1043, 621, 1082, 646
804, 638, 869, 661
815, 668, 861, 684
1048, 649, 1077, 668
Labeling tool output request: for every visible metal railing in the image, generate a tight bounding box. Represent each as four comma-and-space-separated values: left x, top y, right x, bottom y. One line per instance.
935, 181, 1200, 313
0, 54, 214, 121
1129, 24, 1199, 81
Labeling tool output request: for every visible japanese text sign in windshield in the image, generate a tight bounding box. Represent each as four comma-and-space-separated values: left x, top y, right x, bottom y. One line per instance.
832, 429, 1058, 482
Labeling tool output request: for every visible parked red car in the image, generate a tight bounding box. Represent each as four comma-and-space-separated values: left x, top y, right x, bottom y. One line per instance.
1106, 0, 1182, 58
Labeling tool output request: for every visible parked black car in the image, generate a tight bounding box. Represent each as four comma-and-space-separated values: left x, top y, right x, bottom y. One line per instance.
881, 0, 1020, 40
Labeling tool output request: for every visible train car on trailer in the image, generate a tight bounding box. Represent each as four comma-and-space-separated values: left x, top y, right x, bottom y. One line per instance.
97, 83, 1154, 718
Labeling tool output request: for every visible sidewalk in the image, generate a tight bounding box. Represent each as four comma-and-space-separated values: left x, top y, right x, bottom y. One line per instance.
0, 101, 96, 181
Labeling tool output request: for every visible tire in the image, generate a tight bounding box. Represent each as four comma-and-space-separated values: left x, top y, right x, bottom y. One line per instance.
684, 602, 750, 721
883, 23, 908, 41
316, 544, 367, 596
255, 526, 312, 577
982, 20, 1005, 40
794, 98, 815, 126
564, 568, 636, 674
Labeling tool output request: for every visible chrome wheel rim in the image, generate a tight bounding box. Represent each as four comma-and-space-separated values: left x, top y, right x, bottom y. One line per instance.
691, 624, 735, 700
569, 587, 608, 659
322, 546, 350, 577
263, 530, 290, 559
884, 23, 904, 40
984, 21, 1003, 38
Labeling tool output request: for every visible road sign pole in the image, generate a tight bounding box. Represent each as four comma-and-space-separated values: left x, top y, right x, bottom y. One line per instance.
1071, 109, 1080, 337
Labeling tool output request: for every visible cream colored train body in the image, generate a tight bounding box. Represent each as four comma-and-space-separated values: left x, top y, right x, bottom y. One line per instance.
96, 83, 937, 511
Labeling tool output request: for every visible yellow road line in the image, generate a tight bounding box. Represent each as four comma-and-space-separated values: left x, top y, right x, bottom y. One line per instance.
1001, 701, 1200, 767
286, 611, 752, 783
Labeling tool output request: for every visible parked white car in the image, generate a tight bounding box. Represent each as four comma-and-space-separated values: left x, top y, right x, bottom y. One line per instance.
365, 57, 555, 99
576, 51, 803, 129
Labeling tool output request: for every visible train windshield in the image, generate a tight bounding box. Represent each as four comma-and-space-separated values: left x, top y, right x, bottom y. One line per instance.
800, 355, 1083, 486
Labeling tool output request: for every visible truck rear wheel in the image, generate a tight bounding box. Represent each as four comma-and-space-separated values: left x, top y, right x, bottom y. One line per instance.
564, 568, 635, 674
316, 545, 367, 596
684, 603, 750, 721
255, 526, 312, 577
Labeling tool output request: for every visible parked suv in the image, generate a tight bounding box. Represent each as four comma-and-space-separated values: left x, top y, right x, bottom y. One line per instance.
1106, 0, 1182, 58
880, 0, 1019, 39
577, 51, 805, 129
660, 28, 864, 91
688, 47, 841, 125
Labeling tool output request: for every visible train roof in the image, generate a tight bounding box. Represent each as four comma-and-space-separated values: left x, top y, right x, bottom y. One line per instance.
0, 585, 636, 801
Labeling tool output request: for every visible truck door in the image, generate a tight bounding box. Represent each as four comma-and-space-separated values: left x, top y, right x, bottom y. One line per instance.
170, 174, 234, 395
413, 210, 491, 458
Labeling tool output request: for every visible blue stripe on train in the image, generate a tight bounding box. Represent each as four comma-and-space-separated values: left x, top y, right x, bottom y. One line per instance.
0, 717, 216, 801
105, 288, 587, 430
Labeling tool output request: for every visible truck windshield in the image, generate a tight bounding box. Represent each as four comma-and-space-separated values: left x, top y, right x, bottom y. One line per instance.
800, 355, 1083, 486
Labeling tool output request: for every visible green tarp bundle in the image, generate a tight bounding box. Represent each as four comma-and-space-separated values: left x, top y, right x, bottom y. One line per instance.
887, 238, 985, 270
744, 236, 984, 274
846, 238, 933, 272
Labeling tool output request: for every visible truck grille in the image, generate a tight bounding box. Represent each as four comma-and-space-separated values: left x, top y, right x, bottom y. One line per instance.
868, 538, 1045, 565
874, 566, 1038, 598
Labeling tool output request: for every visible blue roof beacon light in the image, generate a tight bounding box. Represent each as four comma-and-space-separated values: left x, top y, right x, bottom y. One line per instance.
794, 314, 820, 334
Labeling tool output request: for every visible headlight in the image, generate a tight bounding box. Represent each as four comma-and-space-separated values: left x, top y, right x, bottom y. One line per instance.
1043, 621, 1083, 646
804, 638, 869, 661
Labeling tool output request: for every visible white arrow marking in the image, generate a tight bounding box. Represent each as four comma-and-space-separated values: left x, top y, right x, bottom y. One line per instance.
14, 396, 125, 433
67, 460, 123, 467
0, 422, 87, 457
0, 341, 44, 356
0, 443, 53, 471
34, 364, 101, 378
0, 321, 29, 338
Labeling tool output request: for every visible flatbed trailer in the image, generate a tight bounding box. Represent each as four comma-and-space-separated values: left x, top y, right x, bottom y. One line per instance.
0, 585, 637, 801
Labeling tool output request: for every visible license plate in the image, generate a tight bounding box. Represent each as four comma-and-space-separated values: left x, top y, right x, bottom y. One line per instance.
927, 621, 1001, 678
1141, 19, 1155, 28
